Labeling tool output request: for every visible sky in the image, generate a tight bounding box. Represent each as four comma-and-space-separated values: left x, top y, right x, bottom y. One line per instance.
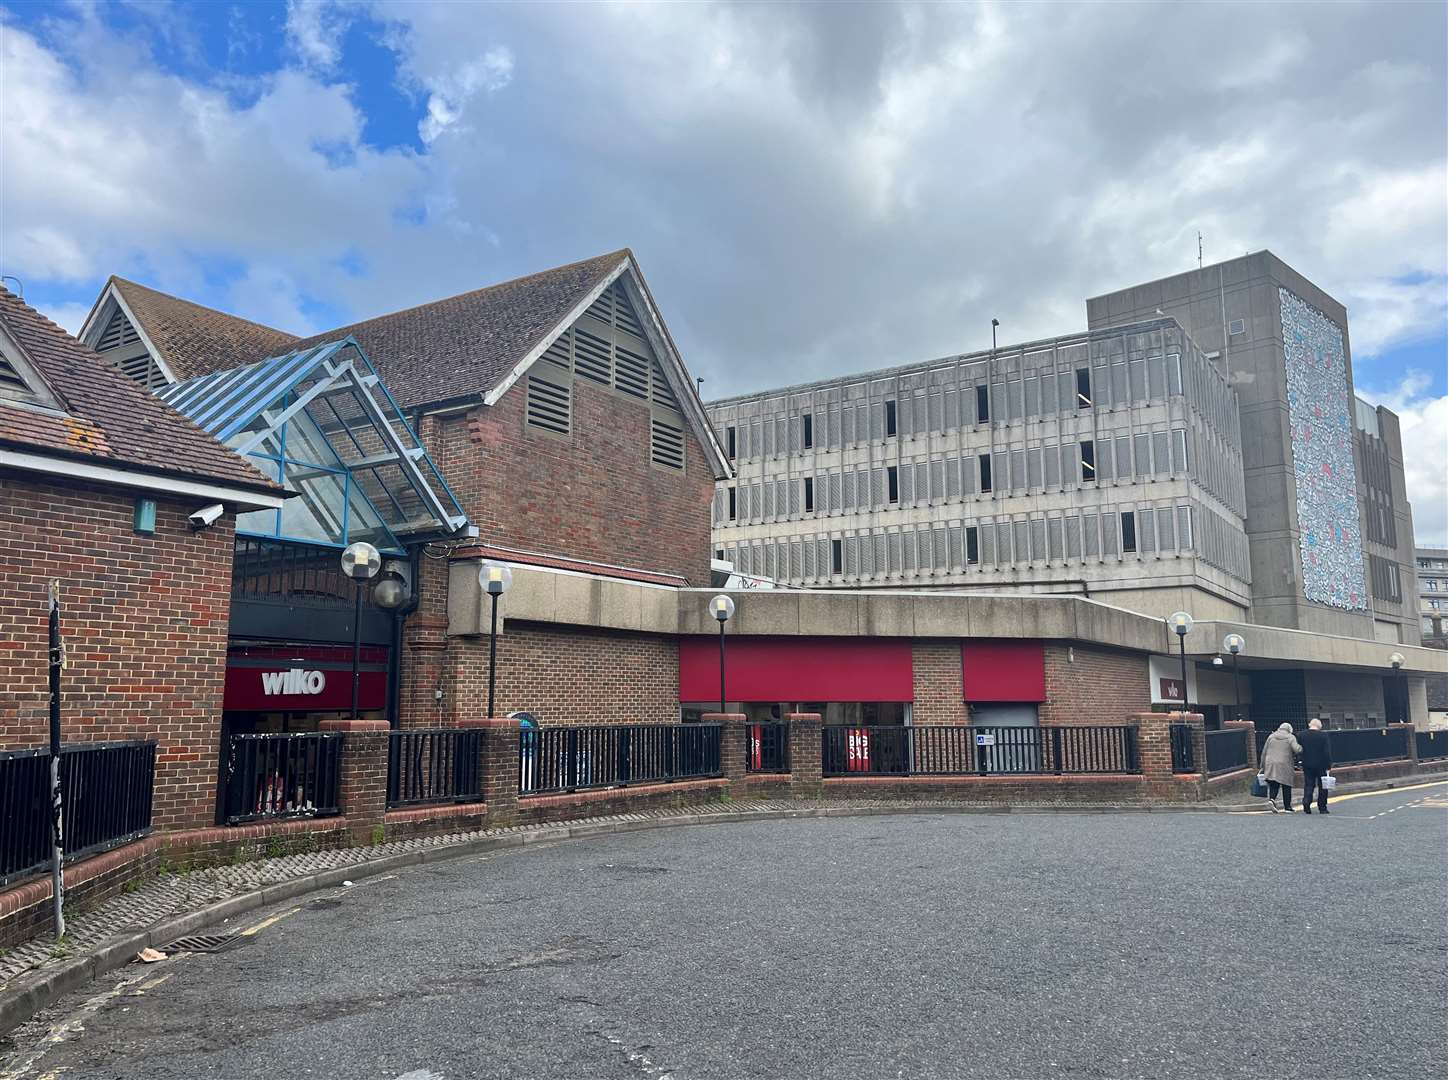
1, 0, 1445, 541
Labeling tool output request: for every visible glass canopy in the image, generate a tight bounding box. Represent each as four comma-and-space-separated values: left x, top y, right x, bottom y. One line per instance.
157, 338, 469, 554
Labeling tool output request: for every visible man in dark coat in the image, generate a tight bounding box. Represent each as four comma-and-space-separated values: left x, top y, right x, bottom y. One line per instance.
1299, 718, 1334, 814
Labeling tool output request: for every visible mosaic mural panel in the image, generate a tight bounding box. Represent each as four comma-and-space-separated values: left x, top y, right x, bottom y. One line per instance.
1280, 287, 1367, 610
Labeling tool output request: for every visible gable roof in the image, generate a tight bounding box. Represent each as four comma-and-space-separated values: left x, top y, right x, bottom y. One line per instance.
86, 250, 732, 478
84, 277, 300, 383
0, 287, 281, 503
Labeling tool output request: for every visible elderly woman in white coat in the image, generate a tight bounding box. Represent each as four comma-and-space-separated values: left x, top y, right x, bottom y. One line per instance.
1259, 723, 1301, 813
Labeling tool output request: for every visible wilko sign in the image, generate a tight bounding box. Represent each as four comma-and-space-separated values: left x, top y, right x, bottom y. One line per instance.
262, 669, 327, 696
1148, 655, 1198, 706
225, 643, 387, 712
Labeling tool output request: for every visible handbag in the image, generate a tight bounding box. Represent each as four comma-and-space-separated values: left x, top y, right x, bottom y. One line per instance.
1320, 773, 1337, 791
1251, 774, 1269, 798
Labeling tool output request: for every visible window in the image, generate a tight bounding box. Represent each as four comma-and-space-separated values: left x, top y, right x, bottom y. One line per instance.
726, 425, 737, 459
979, 453, 993, 493
1228, 318, 1246, 336
1080, 440, 1096, 481
831, 538, 843, 574
1428, 579, 1439, 591
1121, 511, 1137, 554
715, 548, 725, 561
802, 413, 813, 449
885, 399, 897, 437
1430, 599, 1441, 610
966, 526, 979, 565
525, 374, 571, 435
804, 476, 814, 513
975, 384, 989, 423
886, 466, 899, 503
1425, 617, 1436, 635
1076, 368, 1092, 408
728, 487, 737, 521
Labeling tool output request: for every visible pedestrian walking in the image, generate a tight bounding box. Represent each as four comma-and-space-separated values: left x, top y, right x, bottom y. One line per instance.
1259, 722, 1301, 813
1298, 718, 1333, 815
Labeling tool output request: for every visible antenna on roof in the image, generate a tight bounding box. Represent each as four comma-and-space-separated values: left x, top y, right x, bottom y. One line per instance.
1197, 232, 1203, 270
696, 377, 704, 392
0, 275, 22, 297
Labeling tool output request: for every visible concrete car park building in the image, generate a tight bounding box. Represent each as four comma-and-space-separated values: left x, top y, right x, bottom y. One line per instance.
708, 252, 1432, 729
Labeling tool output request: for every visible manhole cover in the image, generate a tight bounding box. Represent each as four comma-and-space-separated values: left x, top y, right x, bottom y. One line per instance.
162, 933, 249, 955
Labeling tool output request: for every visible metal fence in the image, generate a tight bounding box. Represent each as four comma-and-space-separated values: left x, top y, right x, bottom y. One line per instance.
821, 725, 1140, 777
386, 729, 482, 808
1, 740, 157, 886
747, 723, 790, 773
519, 724, 722, 795
1169, 724, 1196, 774
220, 732, 342, 825
1416, 730, 1448, 760
1327, 727, 1410, 765
1203, 728, 1250, 776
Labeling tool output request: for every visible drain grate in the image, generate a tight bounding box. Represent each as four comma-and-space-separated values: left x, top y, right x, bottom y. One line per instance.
162, 933, 249, 955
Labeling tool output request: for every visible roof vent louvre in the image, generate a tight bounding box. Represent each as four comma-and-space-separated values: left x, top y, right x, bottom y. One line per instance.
650, 417, 684, 470
526, 374, 571, 435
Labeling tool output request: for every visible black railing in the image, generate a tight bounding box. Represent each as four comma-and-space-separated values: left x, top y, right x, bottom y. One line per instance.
220, 733, 342, 825
747, 723, 790, 773
1, 740, 157, 886
386, 729, 482, 808
1203, 728, 1250, 776
821, 725, 1140, 777
1328, 727, 1410, 765
519, 724, 722, 795
1169, 724, 1196, 774
1417, 730, 1448, 760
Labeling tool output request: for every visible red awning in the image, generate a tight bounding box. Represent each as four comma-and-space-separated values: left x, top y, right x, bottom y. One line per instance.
680, 637, 913, 703
961, 640, 1044, 702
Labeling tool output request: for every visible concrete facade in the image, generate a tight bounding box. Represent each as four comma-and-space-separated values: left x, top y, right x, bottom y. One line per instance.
1088, 251, 1418, 643
707, 318, 1251, 619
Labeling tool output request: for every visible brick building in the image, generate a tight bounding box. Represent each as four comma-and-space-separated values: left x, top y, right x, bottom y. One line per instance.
0, 287, 281, 829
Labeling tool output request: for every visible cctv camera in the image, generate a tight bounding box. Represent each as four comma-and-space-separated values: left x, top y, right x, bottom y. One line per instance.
188, 503, 225, 529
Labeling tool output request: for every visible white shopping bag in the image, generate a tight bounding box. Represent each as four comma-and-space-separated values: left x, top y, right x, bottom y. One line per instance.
1320, 773, 1337, 790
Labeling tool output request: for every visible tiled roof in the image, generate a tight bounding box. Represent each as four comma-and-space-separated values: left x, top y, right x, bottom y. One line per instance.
0, 287, 279, 495
110, 277, 299, 382
282, 250, 629, 409
453, 543, 691, 588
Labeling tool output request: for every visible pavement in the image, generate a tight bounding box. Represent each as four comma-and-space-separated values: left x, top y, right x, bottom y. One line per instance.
1, 780, 1444, 1079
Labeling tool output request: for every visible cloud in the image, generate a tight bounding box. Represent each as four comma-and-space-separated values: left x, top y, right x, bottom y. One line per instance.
1358, 372, 1448, 548
2, 0, 1444, 401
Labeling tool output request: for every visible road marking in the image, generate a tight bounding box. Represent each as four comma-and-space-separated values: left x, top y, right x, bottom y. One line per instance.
239, 907, 301, 937
1330, 779, 1448, 804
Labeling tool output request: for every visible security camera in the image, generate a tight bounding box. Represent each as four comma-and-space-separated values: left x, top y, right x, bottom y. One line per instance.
188, 503, 225, 530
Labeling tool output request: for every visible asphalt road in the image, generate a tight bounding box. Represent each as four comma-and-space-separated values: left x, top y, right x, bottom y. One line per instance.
4, 783, 1446, 1080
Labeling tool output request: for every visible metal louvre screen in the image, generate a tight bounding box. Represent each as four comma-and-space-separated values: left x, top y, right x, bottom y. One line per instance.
527, 375, 571, 435
650, 418, 685, 470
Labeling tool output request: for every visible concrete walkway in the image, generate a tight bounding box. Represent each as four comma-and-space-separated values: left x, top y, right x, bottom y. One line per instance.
2, 772, 1443, 1035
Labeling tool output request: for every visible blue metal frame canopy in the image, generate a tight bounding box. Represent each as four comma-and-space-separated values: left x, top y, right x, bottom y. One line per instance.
157, 338, 469, 553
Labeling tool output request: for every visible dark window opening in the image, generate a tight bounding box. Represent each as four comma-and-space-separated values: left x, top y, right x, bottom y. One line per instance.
1076, 368, 1092, 408
831, 539, 843, 574
885, 399, 897, 437
887, 466, 899, 503
975, 384, 989, 423
728, 487, 737, 520
726, 426, 736, 459
804, 476, 815, 512
1080, 440, 1096, 481
966, 526, 979, 565
1121, 511, 1137, 553
802, 413, 813, 449
979, 453, 993, 493
715, 549, 724, 561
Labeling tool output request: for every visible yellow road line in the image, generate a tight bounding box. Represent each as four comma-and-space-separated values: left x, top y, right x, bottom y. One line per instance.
239, 906, 300, 937
131, 972, 173, 995
1329, 779, 1448, 804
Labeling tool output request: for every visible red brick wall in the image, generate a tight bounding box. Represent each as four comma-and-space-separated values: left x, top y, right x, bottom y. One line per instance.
1040, 643, 1151, 726
0, 475, 235, 830
419, 374, 715, 585
911, 641, 967, 724
439, 621, 680, 725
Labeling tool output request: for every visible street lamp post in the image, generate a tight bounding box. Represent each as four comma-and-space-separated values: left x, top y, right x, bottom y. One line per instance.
1168, 611, 1194, 714
480, 561, 513, 719
1224, 633, 1246, 723
340, 542, 382, 722
709, 595, 736, 715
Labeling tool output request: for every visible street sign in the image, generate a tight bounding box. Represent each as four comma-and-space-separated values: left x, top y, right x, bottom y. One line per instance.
974, 732, 996, 747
